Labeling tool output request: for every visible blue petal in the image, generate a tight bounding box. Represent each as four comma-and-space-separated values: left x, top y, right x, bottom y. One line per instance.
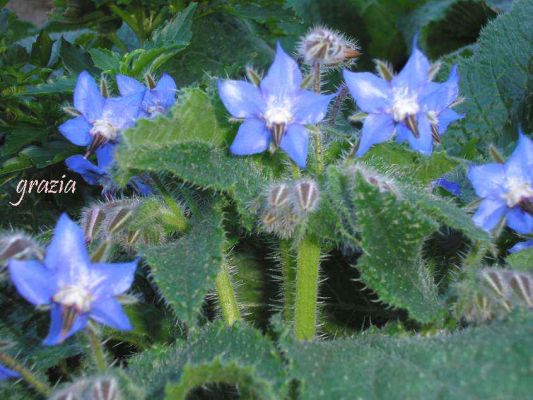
218, 80, 264, 118
356, 113, 395, 156
116, 74, 146, 96
58, 116, 92, 146
8, 260, 55, 305
506, 208, 533, 234
229, 118, 271, 155
89, 261, 137, 299
65, 155, 105, 185
505, 133, 533, 183
509, 240, 533, 253
260, 42, 302, 101
392, 44, 430, 91
280, 124, 308, 168
406, 113, 433, 155
292, 91, 335, 125
467, 163, 506, 198
420, 65, 460, 113
472, 198, 507, 232
102, 93, 143, 131
395, 122, 410, 144
43, 304, 89, 346
0, 365, 20, 380
90, 298, 132, 331
437, 108, 463, 134
45, 214, 91, 287
129, 176, 153, 196
433, 177, 461, 196
343, 70, 391, 113
74, 71, 105, 123
95, 143, 115, 170
154, 73, 177, 109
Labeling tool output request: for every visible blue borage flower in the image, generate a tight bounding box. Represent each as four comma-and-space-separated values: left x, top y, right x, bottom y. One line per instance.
509, 240, 533, 254
8, 214, 137, 346
468, 132, 533, 233
0, 364, 20, 380
59, 71, 143, 153
65, 143, 152, 196
218, 43, 335, 168
343, 41, 463, 156
116, 73, 177, 119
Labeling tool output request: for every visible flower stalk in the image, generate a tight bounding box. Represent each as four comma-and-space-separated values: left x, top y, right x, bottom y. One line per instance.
215, 262, 241, 326
294, 236, 321, 340
86, 325, 107, 372
279, 239, 296, 322
0, 352, 51, 396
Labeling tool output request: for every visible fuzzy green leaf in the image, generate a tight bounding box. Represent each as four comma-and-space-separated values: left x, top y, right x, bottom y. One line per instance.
89, 48, 121, 73
142, 200, 225, 327
506, 247, 533, 271
286, 315, 533, 400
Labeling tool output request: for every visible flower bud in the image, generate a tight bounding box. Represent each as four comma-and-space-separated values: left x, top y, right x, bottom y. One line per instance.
80, 203, 106, 242
0, 232, 43, 266
291, 179, 320, 215
267, 183, 291, 209
298, 27, 360, 67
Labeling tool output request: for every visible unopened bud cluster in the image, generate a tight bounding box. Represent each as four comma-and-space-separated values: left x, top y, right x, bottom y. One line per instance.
261, 179, 320, 237
456, 268, 533, 323
0, 231, 43, 267
50, 376, 120, 400
298, 27, 360, 67
346, 164, 399, 195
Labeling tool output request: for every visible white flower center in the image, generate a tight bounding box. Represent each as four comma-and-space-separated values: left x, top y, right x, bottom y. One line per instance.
391, 87, 420, 122
264, 106, 292, 128
53, 285, 93, 312
90, 119, 118, 140
503, 179, 533, 208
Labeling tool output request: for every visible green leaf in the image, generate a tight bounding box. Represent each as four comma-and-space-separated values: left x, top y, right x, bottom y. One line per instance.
128, 322, 286, 399
142, 200, 225, 327
58, 38, 97, 75
445, 0, 533, 151
30, 31, 53, 67
145, 3, 197, 49
506, 247, 533, 271
286, 315, 533, 400
399, 0, 497, 59
352, 172, 443, 323
88, 48, 121, 73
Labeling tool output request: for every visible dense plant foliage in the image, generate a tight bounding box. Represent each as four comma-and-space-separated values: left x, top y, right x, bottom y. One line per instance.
0, 0, 532, 399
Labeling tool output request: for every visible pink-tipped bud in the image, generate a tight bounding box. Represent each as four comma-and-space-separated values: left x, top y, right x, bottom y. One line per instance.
298, 27, 360, 67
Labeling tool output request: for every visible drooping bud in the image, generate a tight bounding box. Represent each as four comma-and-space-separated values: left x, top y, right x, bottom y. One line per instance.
245, 66, 262, 87
80, 203, 106, 242
267, 183, 291, 209
374, 59, 394, 81
298, 27, 360, 67
291, 179, 320, 215
0, 232, 43, 266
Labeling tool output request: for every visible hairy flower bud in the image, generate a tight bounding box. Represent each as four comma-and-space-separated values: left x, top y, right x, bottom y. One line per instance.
298, 27, 360, 67
0, 232, 43, 266
291, 179, 320, 216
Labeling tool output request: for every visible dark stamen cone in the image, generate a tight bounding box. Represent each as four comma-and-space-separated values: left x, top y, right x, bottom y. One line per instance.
85, 134, 107, 158
431, 124, 441, 144
519, 198, 533, 215
405, 114, 419, 138
99, 78, 109, 98
145, 73, 157, 89
271, 123, 286, 147
60, 306, 79, 340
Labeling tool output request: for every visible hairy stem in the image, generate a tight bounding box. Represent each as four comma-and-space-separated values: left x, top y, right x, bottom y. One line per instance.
86, 326, 107, 372
294, 236, 321, 340
279, 239, 296, 322
216, 262, 241, 326
328, 84, 348, 125
0, 352, 51, 396
312, 61, 321, 93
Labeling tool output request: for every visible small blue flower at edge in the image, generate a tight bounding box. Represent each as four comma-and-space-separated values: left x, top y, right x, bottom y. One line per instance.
468, 132, 533, 234
343, 39, 464, 156
65, 143, 152, 196
59, 71, 143, 148
509, 240, 533, 254
433, 177, 461, 196
116, 73, 177, 119
0, 364, 20, 380
8, 214, 137, 346
218, 42, 335, 168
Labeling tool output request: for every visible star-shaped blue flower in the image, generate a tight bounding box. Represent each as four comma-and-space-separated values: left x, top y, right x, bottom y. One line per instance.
65, 143, 152, 196
59, 71, 143, 151
343, 42, 463, 156
0, 364, 19, 380
116, 73, 177, 119
8, 214, 137, 345
468, 132, 533, 234
509, 240, 533, 254
218, 43, 335, 168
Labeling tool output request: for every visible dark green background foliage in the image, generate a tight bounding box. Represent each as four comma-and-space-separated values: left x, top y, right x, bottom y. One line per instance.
0, 0, 532, 399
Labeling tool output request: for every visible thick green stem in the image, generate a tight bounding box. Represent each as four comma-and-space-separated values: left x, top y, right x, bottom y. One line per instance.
294, 237, 321, 340
279, 239, 296, 322
311, 62, 324, 173
216, 263, 241, 326
0, 352, 51, 397
86, 326, 107, 372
